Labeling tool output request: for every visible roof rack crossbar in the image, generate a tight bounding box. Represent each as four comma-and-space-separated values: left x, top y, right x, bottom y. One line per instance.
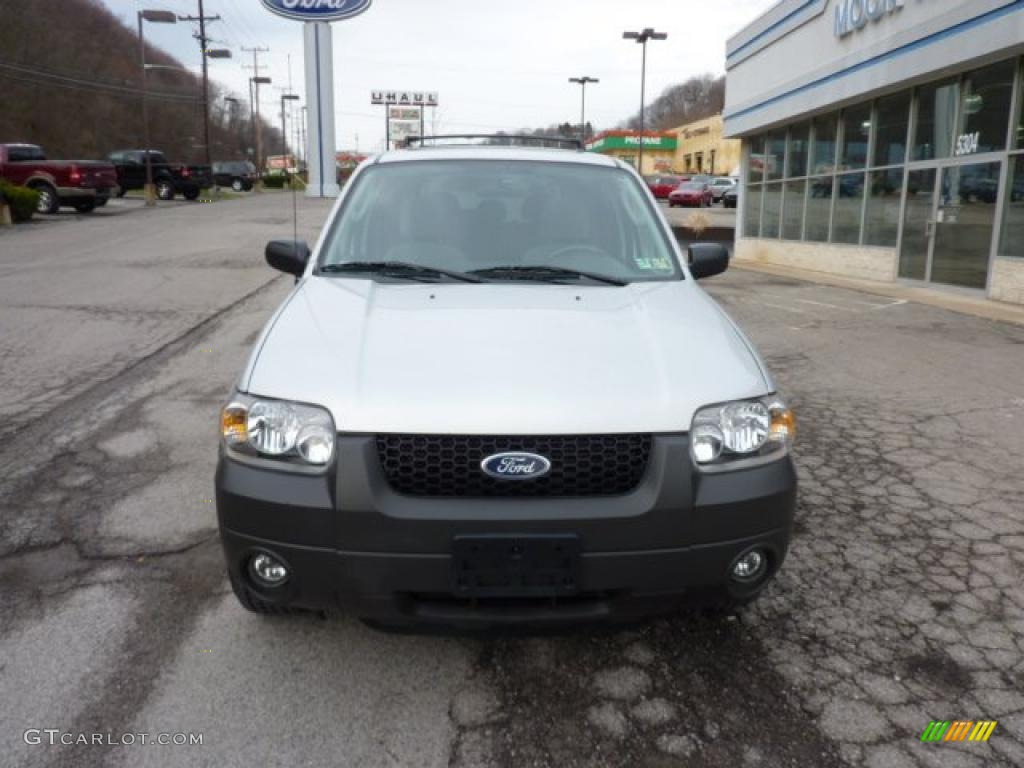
403, 134, 583, 150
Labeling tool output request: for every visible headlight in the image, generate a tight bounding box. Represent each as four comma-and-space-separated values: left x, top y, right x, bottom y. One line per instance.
691, 395, 795, 470
221, 394, 335, 468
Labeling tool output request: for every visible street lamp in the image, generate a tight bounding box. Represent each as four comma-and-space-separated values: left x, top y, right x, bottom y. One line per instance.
138, 9, 177, 206
280, 93, 300, 168
568, 76, 599, 144
623, 27, 667, 175
250, 76, 271, 175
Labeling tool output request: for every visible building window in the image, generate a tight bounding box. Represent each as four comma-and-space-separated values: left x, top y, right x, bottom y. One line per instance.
873, 91, 910, 167
762, 183, 782, 238
710, 149, 716, 174
805, 177, 833, 242
696, 153, 704, 172
765, 130, 786, 181
684, 154, 692, 172
744, 184, 762, 237
840, 104, 871, 170
787, 122, 810, 178
912, 79, 959, 161
830, 172, 865, 244
960, 59, 1015, 154
748, 135, 765, 183
864, 168, 904, 247
999, 154, 1024, 257
810, 114, 838, 174
782, 179, 806, 240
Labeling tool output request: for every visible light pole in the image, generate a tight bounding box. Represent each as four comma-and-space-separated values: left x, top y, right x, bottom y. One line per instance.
280, 93, 300, 170
250, 76, 271, 175
201, 48, 231, 169
622, 28, 667, 175
568, 76, 599, 144
137, 9, 177, 207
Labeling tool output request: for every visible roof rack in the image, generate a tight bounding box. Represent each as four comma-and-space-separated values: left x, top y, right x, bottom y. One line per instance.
403, 134, 582, 150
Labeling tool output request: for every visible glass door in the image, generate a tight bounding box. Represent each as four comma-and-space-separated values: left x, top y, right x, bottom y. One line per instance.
930, 161, 1000, 289
898, 169, 937, 280
898, 161, 1000, 288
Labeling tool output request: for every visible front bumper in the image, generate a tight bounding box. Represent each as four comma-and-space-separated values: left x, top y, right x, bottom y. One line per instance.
216, 434, 797, 625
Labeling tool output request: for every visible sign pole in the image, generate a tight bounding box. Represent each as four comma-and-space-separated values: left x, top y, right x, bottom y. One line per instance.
303, 21, 340, 198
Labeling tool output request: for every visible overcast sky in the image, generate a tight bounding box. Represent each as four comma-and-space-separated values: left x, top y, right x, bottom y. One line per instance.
106, 0, 776, 152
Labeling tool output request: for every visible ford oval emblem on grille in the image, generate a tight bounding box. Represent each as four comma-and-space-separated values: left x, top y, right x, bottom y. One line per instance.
480, 452, 552, 480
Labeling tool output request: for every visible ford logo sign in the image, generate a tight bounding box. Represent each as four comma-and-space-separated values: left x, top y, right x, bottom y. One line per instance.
480, 452, 552, 480
259, 0, 373, 22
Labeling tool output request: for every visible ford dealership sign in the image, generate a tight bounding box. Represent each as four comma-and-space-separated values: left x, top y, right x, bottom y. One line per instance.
260, 0, 372, 22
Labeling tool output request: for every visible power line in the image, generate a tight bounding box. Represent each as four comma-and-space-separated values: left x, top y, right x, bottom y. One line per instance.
0, 60, 200, 102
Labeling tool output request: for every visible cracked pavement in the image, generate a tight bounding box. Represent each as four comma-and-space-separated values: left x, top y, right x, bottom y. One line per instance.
1, 197, 1023, 767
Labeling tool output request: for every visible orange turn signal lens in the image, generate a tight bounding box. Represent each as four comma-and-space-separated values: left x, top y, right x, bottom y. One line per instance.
221, 403, 248, 444
769, 407, 796, 443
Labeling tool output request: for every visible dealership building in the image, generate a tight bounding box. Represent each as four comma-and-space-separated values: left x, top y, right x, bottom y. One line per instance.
724, 0, 1024, 305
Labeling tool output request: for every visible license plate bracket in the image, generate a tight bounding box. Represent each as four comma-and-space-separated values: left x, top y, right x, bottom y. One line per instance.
452, 534, 581, 598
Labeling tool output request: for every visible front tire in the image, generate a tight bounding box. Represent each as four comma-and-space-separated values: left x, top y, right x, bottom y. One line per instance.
33, 183, 60, 215
228, 570, 299, 615
231, 178, 244, 192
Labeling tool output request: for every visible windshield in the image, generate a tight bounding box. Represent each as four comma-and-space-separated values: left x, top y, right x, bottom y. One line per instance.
679, 183, 703, 191
319, 160, 680, 282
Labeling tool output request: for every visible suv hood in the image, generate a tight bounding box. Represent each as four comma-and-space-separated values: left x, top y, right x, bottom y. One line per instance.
244, 278, 770, 434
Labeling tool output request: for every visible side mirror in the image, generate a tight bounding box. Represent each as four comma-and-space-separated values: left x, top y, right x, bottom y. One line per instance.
688, 242, 729, 280
266, 239, 310, 277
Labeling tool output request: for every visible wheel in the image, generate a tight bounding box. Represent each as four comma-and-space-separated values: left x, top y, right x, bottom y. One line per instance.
228, 570, 300, 615
231, 178, 244, 192
32, 183, 60, 215
183, 188, 200, 201
73, 200, 96, 213
156, 179, 175, 200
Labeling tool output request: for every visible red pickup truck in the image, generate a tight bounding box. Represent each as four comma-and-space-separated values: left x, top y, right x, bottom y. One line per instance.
0, 143, 119, 214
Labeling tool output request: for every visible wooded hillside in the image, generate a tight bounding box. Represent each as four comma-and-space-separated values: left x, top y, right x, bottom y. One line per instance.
0, 0, 280, 163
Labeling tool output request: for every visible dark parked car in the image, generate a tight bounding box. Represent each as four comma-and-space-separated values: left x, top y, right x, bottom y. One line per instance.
644, 174, 682, 200
0, 143, 118, 214
108, 150, 212, 201
213, 160, 258, 192
668, 181, 713, 208
722, 186, 738, 208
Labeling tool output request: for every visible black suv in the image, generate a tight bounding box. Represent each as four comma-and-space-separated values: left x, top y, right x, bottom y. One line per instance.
213, 161, 258, 192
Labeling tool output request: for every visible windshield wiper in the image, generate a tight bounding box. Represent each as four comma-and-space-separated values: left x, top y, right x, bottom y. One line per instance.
468, 265, 627, 286
320, 261, 483, 283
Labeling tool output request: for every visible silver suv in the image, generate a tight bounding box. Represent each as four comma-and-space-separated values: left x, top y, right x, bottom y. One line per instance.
215, 140, 797, 628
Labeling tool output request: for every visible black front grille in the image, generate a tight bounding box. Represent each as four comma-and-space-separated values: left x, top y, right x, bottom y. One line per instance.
375, 434, 652, 497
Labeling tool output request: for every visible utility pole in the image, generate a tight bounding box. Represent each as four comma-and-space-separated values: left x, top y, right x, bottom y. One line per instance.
242, 47, 270, 174
179, 1, 224, 170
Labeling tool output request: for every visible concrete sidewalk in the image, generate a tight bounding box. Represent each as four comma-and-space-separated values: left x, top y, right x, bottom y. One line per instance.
732, 259, 1024, 327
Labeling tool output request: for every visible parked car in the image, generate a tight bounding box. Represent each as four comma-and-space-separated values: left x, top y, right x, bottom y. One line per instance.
668, 181, 714, 208
0, 143, 118, 214
722, 185, 738, 208
709, 177, 736, 203
644, 174, 682, 200
216, 139, 797, 627
108, 150, 212, 201
213, 160, 258, 192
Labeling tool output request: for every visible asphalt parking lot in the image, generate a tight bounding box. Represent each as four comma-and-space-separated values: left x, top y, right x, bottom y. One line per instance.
1, 195, 1022, 768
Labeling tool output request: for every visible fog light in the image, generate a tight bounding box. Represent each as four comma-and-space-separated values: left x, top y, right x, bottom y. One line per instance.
732, 549, 766, 582
248, 553, 289, 587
